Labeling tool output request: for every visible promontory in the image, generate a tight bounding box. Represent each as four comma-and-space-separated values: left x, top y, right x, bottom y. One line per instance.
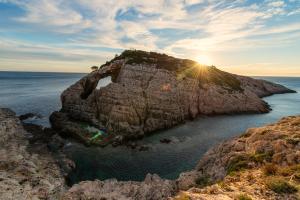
50, 50, 295, 146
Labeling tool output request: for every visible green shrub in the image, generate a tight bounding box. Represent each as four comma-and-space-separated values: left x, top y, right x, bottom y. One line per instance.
226, 152, 275, 175
266, 177, 298, 194
236, 194, 252, 200
195, 175, 210, 188
250, 152, 273, 163
227, 155, 250, 174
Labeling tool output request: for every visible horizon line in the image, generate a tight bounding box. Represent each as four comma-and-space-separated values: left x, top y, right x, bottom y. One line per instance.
1, 70, 300, 78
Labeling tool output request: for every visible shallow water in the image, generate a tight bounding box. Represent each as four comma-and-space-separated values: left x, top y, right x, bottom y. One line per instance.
0, 72, 299, 184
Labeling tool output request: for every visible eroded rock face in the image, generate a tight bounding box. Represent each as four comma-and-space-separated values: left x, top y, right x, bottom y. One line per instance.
62, 174, 176, 200
0, 108, 66, 200
52, 50, 295, 145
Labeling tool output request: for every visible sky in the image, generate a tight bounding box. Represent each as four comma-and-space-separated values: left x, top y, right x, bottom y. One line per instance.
0, 0, 300, 76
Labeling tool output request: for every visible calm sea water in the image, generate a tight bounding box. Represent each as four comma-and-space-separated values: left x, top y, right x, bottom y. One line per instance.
0, 71, 85, 126
0, 71, 299, 184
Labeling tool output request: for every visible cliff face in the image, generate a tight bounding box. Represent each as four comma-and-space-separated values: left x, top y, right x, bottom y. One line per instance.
63, 116, 300, 200
0, 108, 66, 199
51, 50, 295, 145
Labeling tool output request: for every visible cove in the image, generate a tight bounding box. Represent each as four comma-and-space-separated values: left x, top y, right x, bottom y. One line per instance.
64, 77, 300, 185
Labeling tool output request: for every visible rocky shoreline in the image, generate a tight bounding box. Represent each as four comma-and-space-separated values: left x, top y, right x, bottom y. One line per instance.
1, 107, 299, 199
0, 108, 67, 199
63, 115, 300, 200
50, 50, 295, 147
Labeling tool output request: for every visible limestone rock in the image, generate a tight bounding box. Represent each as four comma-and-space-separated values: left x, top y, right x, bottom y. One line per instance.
176, 115, 300, 189
62, 174, 176, 200
0, 108, 66, 200
52, 50, 295, 145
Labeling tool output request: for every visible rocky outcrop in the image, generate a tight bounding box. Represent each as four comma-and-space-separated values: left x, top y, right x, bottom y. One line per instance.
63, 174, 176, 200
175, 115, 300, 199
0, 108, 66, 200
63, 115, 300, 200
51, 50, 295, 146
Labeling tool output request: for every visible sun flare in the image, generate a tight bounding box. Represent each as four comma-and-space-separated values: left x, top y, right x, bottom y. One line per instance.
195, 55, 213, 66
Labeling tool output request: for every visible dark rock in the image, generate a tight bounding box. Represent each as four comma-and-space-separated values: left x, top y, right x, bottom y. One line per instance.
112, 135, 124, 147
127, 141, 138, 149
138, 145, 150, 151
19, 113, 42, 121
160, 138, 171, 144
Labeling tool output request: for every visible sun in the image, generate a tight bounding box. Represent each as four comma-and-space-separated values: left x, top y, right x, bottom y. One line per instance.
195, 55, 213, 66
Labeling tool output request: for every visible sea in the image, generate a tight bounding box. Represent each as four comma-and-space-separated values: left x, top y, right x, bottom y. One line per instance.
0, 71, 299, 185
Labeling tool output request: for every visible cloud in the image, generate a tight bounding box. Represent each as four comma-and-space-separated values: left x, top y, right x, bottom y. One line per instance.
0, 0, 300, 72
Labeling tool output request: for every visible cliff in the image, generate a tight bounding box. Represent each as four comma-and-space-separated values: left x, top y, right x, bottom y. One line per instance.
63, 116, 300, 200
50, 50, 295, 146
0, 108, 66, 199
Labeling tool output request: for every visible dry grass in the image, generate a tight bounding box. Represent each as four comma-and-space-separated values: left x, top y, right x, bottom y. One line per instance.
265, 177, 298, 194
263, 163, 278, 176
173, 192, 191, 200
235, 194, 252, 200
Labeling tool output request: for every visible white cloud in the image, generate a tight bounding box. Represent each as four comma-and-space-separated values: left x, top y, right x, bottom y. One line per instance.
1, 0, 300, 71
267, 0, 285, 7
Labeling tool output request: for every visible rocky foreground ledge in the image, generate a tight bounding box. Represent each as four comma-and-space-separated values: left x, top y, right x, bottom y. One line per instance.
50, 50, 295, 146
0, 108, 71, 200
1, 108, 299, 199
63, 116, 300, 200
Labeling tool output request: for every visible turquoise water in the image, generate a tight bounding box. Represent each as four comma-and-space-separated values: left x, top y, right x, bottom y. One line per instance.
0, 72, 299, 184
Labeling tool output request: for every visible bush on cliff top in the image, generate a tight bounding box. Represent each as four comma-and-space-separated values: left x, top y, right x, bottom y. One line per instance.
101, 50, 243, 92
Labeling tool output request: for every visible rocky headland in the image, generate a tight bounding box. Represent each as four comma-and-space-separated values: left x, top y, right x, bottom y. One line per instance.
50, 50, 295, 146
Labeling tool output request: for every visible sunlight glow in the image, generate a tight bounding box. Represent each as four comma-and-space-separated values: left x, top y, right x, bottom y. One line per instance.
195, 55, 213, 66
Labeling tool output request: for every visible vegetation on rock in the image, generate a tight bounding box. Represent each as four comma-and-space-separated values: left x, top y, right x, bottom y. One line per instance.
175, 116, 300, 200
266, 177, 298, 194
236, 194, 252, 200
195, 175, 211, 188
102, 49, 243, 92
263, 163, 278, 176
